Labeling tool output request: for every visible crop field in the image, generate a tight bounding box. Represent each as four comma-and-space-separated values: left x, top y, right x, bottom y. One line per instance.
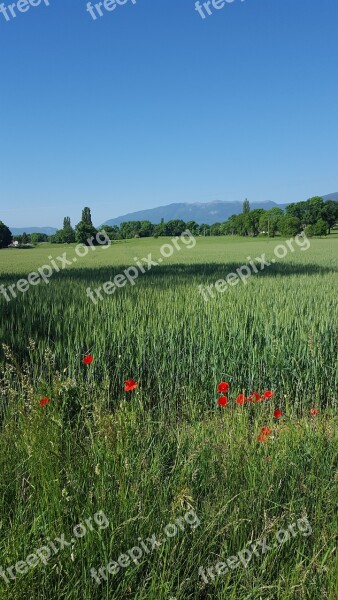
0, 235, 337, 600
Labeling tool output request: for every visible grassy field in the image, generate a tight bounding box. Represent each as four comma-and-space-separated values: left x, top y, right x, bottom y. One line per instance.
0, 236, 337, 600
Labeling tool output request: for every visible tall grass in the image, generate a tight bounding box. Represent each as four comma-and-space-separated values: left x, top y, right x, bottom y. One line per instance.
0, 237, 337, 599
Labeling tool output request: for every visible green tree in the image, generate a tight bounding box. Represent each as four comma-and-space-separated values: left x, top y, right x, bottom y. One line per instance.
100, 225, 119, 240
61, 217, 75, 243
278, 216, 301, 237
153, 222, 165, 238
242, 198, 250, 214
223, 214, 247, 236
286, 197, 325, 228
82, 207, 93, 225
321, 200, 338, 234
313, 218, 328, 237
199, 223, 211, 236
219, 222, 228, 236
75, 208, 98, 245
30, 233, 40, 245
0, 221, 12, 248
210, 222, 222, 236
304, 224, 314, 238
21, 232, 29, 245
139, 221, 154, 237
163, 220, 186, 236
286, 201, 306, 222
245, 209, 264, 236
32, 233, 48, 242
304, 197, 324, 225
186, 221, 199, 235
50, 230, 64, 244
259, 207, 284, 237
119, 221, 142, 239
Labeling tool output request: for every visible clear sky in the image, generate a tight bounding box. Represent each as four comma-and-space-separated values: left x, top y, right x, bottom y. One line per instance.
0, 0, 337, 228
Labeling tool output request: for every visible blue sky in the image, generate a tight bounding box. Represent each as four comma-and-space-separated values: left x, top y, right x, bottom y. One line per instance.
0, 0, 337, 228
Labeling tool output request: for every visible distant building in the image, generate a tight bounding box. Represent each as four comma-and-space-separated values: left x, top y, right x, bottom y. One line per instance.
8, 241, 19, 247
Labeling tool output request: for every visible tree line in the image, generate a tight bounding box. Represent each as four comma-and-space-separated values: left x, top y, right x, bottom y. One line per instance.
102, 196, 336, 239
222, 196, 338, 238
1, 196, 337, 249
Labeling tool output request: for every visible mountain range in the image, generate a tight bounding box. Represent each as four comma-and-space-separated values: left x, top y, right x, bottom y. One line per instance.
103, 193, 338, 227
104, 200, 289, 227
9, 193, 338, 234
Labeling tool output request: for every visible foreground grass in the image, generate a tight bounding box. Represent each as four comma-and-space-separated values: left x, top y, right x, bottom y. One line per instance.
0, 350, 337, 600
0, 237, 337, 598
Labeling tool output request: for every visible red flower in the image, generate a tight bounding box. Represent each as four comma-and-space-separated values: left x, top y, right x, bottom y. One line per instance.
263, 390, 274, 399
235, 394, 246, 405
217, 396, 228, 407
40, 397, 49, 407
124, 379, 138, 392
257, 434, 267, 443
83, 355, 93, 365
274, 409, 283, 419
261, 427, 272, 435
310, 408, 319, 416
248, 392, 262, 403
218, 382, 229, 393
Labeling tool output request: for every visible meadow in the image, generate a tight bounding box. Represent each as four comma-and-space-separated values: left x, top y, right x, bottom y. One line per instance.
0, 235, 337, 600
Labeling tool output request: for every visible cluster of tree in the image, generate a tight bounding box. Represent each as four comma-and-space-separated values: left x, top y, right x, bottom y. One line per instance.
51, 208, 98, 245
208, 197, 338, 238
99, 197, 338, 240
13, 232, 49, 245
1, 208, 100, 248
102, 219, 194, 240
286, 196, 338, 236
1, 197, 337, 249
50, 215, 202, 242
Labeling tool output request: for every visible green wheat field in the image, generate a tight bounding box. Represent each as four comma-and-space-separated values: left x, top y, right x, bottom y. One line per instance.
0, 236, 337, 600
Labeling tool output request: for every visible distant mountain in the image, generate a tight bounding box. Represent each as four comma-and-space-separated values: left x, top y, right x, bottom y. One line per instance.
9, 227, 58, 236
104, 200, 289, 227
322, 192, 338, 202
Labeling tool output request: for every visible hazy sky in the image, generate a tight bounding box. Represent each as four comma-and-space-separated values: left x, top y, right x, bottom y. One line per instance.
0, 0, 337, 227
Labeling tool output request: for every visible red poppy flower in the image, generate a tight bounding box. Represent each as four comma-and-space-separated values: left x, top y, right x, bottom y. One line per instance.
218, 382, 229, 393
263, 390, 274, 399
257, 434, 267, 443
235, 394, 246, 405
124, 379, 138, 392
83, 355, 93, 365
248, 392, 262, 403
274, 409, 283, 419
310, 408, 319, 416
261, 427, 272, 435
40, 397, 49, 407
217, 396, 228, 407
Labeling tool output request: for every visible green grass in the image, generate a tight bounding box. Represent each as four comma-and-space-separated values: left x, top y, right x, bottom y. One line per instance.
0, 236, 337, 599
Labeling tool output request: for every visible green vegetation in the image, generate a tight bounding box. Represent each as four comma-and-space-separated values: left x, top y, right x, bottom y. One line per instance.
4, 196, 337, 249
0, 221, 12, 249
52, 217, 76, 244
0, 236, 337, 599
